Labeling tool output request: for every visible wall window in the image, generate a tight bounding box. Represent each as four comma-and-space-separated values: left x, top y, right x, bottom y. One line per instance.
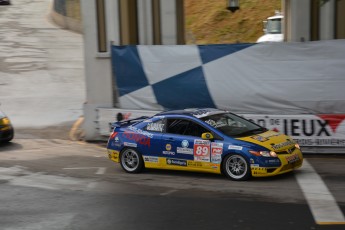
96, 0, 107, 52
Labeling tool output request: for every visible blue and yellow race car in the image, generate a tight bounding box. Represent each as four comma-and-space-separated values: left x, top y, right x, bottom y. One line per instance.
0, 110, 14, 143
106, 108, 303, 181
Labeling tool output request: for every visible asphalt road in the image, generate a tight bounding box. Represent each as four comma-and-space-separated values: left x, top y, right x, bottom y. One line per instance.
1, 139, 344, 230
0, 0, 85, 129
0, 1, 344, 230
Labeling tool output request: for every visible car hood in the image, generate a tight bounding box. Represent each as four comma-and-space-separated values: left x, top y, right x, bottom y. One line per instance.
236, 130, 296, 152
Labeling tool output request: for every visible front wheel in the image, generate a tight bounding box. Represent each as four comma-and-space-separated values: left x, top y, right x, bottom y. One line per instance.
222, 154, 251, 181
120, 148, 144, 173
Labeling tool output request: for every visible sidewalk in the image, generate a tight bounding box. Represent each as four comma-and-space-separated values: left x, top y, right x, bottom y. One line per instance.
0, 0, 85, 135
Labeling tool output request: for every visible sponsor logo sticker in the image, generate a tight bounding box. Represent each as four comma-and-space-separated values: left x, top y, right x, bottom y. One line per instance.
163, 151, 175, 156
122, 131, 151, 147
166, 144, 172, 151
211, 142, 223, 163
166, 158, 187, 167
285, 154, 300, 164
176, 147, 193, 154
146, 123, 164, 132
144, 156, 159, 163
182, 140, 189, 148
124, 142, 137, 148
228, 145, 243, 150
194, 139, 211, 162
251, 135, 268, 142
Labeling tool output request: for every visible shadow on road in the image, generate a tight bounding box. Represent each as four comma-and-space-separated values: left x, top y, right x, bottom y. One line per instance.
0, 141, 23, 151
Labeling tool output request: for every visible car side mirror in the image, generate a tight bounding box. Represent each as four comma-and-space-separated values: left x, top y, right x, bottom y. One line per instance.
202, 132, 214, 140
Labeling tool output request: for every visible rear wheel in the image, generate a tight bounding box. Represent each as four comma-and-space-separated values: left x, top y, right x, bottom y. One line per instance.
222, 154, 251, 181
120, 148, 144, 173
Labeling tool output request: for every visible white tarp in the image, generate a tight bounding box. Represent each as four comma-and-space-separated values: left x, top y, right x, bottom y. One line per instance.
111, 40, 345, 114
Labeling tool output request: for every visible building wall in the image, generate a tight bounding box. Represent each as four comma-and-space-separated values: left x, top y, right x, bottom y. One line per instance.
81, 0, 184, 140
284, 0, 345, 42
51, 0, 82, 33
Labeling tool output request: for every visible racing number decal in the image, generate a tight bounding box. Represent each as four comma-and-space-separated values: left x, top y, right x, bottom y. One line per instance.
194, 140, 211, 162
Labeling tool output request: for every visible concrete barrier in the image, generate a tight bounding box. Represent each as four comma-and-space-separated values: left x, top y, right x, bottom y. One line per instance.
50, 0, 82, 33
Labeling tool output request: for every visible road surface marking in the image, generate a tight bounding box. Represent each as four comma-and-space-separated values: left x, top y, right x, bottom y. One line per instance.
96, 167, 106, 174
295, 159, 345, 225
63, 167, 107, 175
160, 189, 177, 196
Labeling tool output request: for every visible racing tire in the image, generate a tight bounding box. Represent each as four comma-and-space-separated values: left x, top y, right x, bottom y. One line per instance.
222, 154, 251, 181
120, 148, 144, 173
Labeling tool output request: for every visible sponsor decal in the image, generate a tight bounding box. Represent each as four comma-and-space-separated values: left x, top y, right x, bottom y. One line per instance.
163, 151, 175, 155
114, 136, 120, 142
122, 131, 150, 147
144, 156, 159, 163
166, 158, 187, 166
128, 126, 153, 138
166, 144, 172, 151
267, 159, 280, 163
182, 140, 189, 148
251, 166, 268, 173
211, 142, 223, 163
285, 154, 300, 164
191, 109, 210, 118
176, 147, 193, 154
259, 131, 281, 138
146, 122, 164, 132
143, 119, 153, 123
194, 140, 211, 162
251, 164, 260, 167
251, 135, 268, 142
228, 145, 243, 150
188, 161, 203, 167
124, 142, 137, 148
271, 140, 295, 150
153, 116, 165, 119
204, 119, 227, 128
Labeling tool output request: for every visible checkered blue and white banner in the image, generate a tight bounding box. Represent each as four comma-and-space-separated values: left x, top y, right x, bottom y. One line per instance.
111, 40, 345, 114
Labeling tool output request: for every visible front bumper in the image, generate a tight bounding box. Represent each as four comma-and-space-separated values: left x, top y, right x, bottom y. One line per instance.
251, 149, 303, 177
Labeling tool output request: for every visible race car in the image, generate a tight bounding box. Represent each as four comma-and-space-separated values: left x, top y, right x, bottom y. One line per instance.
0, 0, 11, 5
106, 108, 303, 181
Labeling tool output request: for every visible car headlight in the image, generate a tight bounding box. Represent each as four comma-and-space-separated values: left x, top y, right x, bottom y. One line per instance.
295, 143, 300, 149
249, 150, 277, 157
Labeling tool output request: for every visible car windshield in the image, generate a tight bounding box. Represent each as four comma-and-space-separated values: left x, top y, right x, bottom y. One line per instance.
200, 112, 266, 137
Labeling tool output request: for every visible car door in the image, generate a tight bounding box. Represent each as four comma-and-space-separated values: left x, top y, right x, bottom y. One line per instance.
160, 118, 214, 168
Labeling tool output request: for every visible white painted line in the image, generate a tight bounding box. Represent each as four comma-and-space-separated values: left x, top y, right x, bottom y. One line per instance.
63, 167, 107, 175
87, 182, 98, 190
295, 159, 345, 225
160, 189, 177, 196
96, 167, 106, 175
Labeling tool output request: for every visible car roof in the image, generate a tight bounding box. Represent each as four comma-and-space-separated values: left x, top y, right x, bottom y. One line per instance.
155, 108, 226, 118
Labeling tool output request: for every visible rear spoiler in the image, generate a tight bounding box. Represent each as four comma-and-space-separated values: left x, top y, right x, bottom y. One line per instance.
110, 116, 149, 129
